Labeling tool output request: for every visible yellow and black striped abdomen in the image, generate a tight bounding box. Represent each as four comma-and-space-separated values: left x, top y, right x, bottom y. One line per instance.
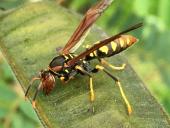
85, 35, 138, 60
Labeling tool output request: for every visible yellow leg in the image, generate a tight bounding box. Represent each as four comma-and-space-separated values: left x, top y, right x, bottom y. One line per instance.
89, 77, 95, 102
60, 76, 75, 84
89, 77, 95, 113
95, 65, 132, 115
116, 81, 132, 115
83, 44, 91, 49
60, 76, 69, 84
100, 59, 126, 70
75, 65, 95, 112
75, 65, 95, 101
60, 76, 65, 83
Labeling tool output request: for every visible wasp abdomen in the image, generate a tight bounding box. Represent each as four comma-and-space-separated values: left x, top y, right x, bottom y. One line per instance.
85, 35, 138, 60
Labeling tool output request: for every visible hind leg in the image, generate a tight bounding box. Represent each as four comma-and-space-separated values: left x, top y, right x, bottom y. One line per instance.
99, 58, 126, 70
92, 65, 132, 115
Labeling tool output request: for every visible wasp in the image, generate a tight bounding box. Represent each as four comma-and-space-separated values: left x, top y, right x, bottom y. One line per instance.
25, 0, 142, 115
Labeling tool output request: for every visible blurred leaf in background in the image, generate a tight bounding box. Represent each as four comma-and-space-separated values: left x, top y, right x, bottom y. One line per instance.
0, 0, 26, 10
0, 1, 42, 127
59, 0, 170, 115
0, 52, 41, 127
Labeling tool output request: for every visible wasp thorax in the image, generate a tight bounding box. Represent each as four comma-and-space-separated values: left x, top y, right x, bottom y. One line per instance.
49, 55, 66, 72
49, 55, 71, 73
40, 70, 55, 95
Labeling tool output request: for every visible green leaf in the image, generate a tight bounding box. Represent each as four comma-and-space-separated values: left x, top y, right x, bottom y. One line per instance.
0, 81, 17, 103
133, 0, 151, 17
0, 0, 26, 10
0, 82, 16, 118
159, 0, 170, 27
19, 100, 40, 122
12, 114, 23, 128
0, 1, 170, 128
12, 113, 38, 128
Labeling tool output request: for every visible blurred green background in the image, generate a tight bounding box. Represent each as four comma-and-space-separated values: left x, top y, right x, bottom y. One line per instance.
0, 0, 170, 127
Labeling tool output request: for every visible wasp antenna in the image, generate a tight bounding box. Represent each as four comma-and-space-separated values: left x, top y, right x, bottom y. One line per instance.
32, 82, 42, 108
118, 22, 143, 35
56, 46, 63, 53
25, 77, 40, 100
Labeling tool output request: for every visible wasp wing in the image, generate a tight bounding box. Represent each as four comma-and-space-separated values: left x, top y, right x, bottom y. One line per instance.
67, 22, 143, 66
61, 0, 113, 54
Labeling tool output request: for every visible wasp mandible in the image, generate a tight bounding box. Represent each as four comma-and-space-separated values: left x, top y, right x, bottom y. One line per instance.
25, 0, 142, 115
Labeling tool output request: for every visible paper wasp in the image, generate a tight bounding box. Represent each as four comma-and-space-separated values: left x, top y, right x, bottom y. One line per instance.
25, 0, 142, 115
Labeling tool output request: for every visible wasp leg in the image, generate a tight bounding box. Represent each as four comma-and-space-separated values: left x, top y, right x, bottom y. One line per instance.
83, 44, 91, 49
25, 77, 40, 100
94, 65, 132, 115
60, 76, 68, 84
60, 75, 75, 84
32, 82, 42, 108
75, 65, 95, 112
99, 58, 126, 70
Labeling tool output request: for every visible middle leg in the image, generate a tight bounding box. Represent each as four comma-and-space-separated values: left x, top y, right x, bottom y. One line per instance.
75, 65, 95, 102
75, 65, 95, 112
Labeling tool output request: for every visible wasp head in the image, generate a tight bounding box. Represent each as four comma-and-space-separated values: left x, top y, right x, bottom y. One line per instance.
40, 70, 55, 95
25, 69, 55, 108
